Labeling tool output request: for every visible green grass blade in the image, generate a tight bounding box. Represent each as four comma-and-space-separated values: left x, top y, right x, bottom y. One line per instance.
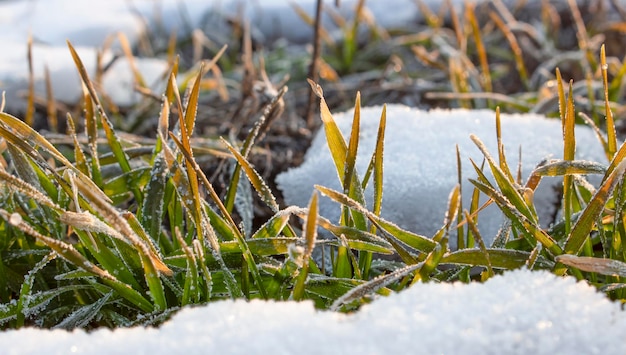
342, 92, 367, 228
168, 134, 240, 237
468, 178, 563, 255
54, 291, 113, 329
456, 145, 466, 249
250, 208, 293, 239
222, 138, 280, 213
0, 169, 61, 212
470, 134, 536, 222
139, 102, 170, 239
315, 184, 435, 252
330, 262, 422, 312
175, 230, 201, 306
16, 253, 55, 327
194, 143, 269, 297
372, 104, 386, 221
224, 87, 287, 213
315, 185, 435, 254
463, 210, 494, 277
293, 191, 318, 300
442, 248, 555, 269
140, 151, 168, 241
412, 243, 445, 284
72, 177, 172, 277
2, 210, 117, 281
82, 89, 103, 187
308, 215, 393, 253
0, 112, 89, 185
219, 238, 296, 256
123, 212, 168, 310
15, 284, 93, 326
166, 135, 244, 299
67, 41, 140, 205
193, 239, 213, 301
334, 237, 354, 278
101, 278, 154, 313
565, 159, 626, 255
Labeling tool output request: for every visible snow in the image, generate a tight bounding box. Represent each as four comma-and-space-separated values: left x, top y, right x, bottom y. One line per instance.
0, 0, 624, 353
1, 269, 625, 355
277, 105, 607, 247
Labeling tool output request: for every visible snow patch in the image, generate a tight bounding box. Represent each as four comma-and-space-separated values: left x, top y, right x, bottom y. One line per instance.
1, 270, 624, 355
277, 105, 607, 247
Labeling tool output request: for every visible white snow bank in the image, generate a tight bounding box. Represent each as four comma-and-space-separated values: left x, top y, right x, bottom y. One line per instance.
277, 105, 607, 247
0, 0, 185, 107
1, 269, 624, 355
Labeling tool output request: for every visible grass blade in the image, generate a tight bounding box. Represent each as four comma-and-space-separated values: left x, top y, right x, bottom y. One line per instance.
315, 185, 436, 254
600, 44, 617, 159
532, 160, 606, 176
1, 210, 116, 281
330, 262, 423, 312
307, 79, 348, 181
222, 138, 280, 213
54, 292, 113, 329
442, 248, 554, 269
556, 254, 626, 277
565, 159, 626, 255
292, 192, 319, 300
470, 134, 536, 222
468, 178, 563, 256
67, 41, 140, 204
175, 229, 201, 306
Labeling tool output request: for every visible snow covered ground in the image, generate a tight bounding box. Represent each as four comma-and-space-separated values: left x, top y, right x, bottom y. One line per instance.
1, 269, 624, 355
0, 0, 624, 353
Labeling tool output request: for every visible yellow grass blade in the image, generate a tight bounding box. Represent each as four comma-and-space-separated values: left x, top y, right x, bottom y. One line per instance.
601, 45, 617, 159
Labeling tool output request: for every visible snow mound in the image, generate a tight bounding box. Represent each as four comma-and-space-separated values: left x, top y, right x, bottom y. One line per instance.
276, 105, 607, 247
1, 269, 624, 354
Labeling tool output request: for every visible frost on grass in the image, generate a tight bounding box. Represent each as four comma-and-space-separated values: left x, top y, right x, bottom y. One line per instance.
276, 105, 607, 248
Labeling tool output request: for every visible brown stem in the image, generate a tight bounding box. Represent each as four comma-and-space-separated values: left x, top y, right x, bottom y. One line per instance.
306, 0, 324, 129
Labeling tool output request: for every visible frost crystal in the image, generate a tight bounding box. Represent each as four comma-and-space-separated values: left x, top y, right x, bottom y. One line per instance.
9, 213, 22, 226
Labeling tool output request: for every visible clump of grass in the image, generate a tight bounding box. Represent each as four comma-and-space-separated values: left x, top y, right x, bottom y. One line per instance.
1, 0, 626, 331
0, 38, 416, 329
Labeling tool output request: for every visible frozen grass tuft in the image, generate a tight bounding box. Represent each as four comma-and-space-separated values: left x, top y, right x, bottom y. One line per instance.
0, 0, 625, 330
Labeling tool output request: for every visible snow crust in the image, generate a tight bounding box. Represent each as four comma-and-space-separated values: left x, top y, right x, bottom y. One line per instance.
277, 105, 607, 247
1, 269, 624, 355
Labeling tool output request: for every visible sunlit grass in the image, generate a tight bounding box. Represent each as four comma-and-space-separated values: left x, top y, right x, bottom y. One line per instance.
0, 0, 625, 330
